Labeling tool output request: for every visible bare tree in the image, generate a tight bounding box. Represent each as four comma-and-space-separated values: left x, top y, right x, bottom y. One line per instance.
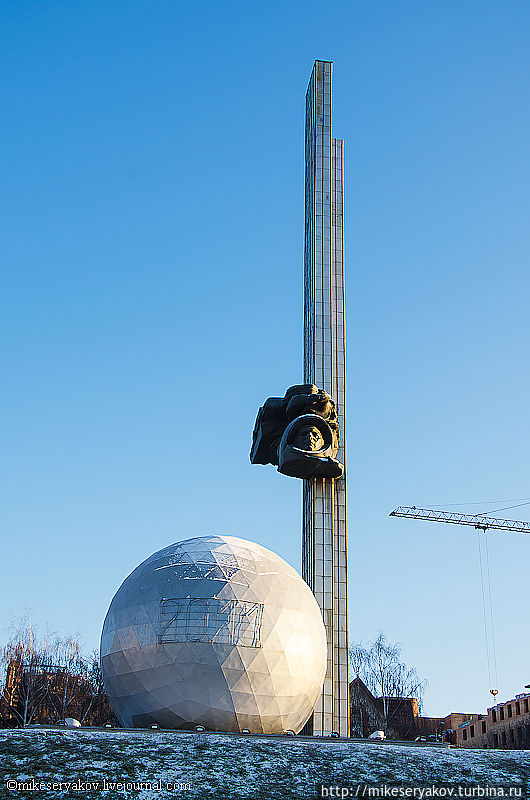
78, 650, 102, 724
45, 635, 90, 723
0, 616, 52, 727
349, 631, 427, 735
1, 617, 118, 728
78, 650, 117, 726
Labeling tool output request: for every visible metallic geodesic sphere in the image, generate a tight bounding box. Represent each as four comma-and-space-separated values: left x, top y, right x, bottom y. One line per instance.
100, 535, 326, 734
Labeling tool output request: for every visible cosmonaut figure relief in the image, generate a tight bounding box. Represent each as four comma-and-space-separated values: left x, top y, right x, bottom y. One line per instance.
250, 384, 343, 480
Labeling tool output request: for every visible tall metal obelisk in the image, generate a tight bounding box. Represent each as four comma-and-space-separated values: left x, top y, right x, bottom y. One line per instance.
302, 60, 349, 737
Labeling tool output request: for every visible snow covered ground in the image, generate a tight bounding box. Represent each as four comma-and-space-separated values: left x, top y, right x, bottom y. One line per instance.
1, 728, 529, 799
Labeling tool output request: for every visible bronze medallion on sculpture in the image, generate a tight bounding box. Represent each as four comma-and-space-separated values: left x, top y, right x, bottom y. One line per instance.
250, 384, 343, 479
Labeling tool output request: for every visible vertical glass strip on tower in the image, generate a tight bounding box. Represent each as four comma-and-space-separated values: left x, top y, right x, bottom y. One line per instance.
302, 60, 349, 737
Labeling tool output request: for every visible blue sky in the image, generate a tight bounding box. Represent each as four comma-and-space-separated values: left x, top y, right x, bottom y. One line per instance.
2, 0, 530, 718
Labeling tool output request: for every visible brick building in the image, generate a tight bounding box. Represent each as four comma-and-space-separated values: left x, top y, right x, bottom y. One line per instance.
349, 678, 387, 738
457, 692, 530, 749
349, 679, 472, 742
0, 658, 117, 728
439, 712, 476, 744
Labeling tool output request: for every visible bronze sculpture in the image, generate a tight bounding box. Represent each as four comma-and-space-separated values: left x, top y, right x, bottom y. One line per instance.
250, 384, 343, 479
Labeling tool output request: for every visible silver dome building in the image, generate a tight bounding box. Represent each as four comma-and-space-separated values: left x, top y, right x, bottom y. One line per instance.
101, 536, 327, 734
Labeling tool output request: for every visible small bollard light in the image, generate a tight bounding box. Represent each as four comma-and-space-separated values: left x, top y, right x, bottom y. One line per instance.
150, 724, 159, 730
195, 724, 207, 750
284, 730, 295, 736
242, 728, 250, 734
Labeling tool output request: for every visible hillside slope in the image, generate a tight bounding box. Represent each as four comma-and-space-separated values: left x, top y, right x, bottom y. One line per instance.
1, 729, 529, 799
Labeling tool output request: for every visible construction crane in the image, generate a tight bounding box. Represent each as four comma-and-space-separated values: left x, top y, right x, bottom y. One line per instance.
390, 506, 530, 534
389, 505, 530, 701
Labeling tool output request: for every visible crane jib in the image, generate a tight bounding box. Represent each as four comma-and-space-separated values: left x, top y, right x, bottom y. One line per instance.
389, 506, 530, 534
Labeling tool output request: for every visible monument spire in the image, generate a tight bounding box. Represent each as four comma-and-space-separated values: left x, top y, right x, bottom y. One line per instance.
303, 59, 349, 737
250, 59, 349, 737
